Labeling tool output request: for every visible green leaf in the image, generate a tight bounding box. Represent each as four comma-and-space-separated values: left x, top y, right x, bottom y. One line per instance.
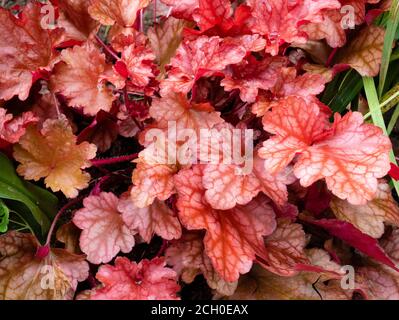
322, 70, 363, 114
363, 77, 399, 197
378, 0, 399, 97
388, 103, 399, 135
0, 153, 58, 234
0, 199, 9, 233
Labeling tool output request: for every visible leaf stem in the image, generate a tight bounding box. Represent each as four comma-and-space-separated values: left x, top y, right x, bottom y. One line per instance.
94, 34, 119, 61
45, 196, 84, 246
91, 153, 138, 167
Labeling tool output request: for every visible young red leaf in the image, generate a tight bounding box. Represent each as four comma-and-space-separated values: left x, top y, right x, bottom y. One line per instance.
73, 192, 136, 264
0, 232, 88, 300
221, 56, 288, 103
246, 0, 340, 55
160, 35, 264, 95
80, 257, 180, 300
116, 44, 156, 87
389, 163, 399, 181
192, 0, 233, 33
303, 217, 399, 272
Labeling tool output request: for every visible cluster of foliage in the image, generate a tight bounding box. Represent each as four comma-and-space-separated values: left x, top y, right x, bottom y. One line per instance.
1, 0, 399, 300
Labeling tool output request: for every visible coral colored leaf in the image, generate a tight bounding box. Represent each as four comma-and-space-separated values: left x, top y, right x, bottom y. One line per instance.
202, 156, 296, 210
0, 108, 38, 144
117, 44, 156, 87
149, 92, 223, 132
88, 0, 150, 27
303, 217, 399, 272
160, 0, 199, 19
337, 25, 385, 77
259, 96, 328, 175
166, 232, 238, 295
303, 0, 381, 48
0, 3, 61, 101
160, 35, 263, 95
50, 42, 115, 116
148, 17, 188, 76
80, 257, 180, 300
202, 163, 260, 210
294, 112, 391, 205
192, 0, 232, 32
73, 192, 135, 264
261, 219, 309, 276
0, 232, 88, 300
13, 116, 97, 198
252, 155, 296, 208
302, 9, 347, 48
56, 0, 99, 41
331, 182, 399, 238
118, 191, 181, 242
272, 67, 328, 99
131, 161, 177, 208
174, 166, 276, 282
246, 0, 340, 55
221, 56, 287, 103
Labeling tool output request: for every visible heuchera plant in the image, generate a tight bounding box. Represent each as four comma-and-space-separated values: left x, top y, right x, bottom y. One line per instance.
1, 0, 399, 300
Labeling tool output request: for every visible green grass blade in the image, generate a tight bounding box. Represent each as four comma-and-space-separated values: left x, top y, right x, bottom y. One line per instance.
388, 103, 399, 135
363, 77, 399, 197
378, 0, 399, 97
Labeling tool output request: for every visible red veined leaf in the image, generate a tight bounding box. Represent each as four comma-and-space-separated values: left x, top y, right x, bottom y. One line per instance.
73, 192, 136, 264
88, 0, 150, 27
118, 191, 182, 243
0, 108, 38, 144
166, 232, 238, 295
79, 257, 180, 300
174, 165, 276, 282
0, 3, 61, 101
50, 42, 116, 116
